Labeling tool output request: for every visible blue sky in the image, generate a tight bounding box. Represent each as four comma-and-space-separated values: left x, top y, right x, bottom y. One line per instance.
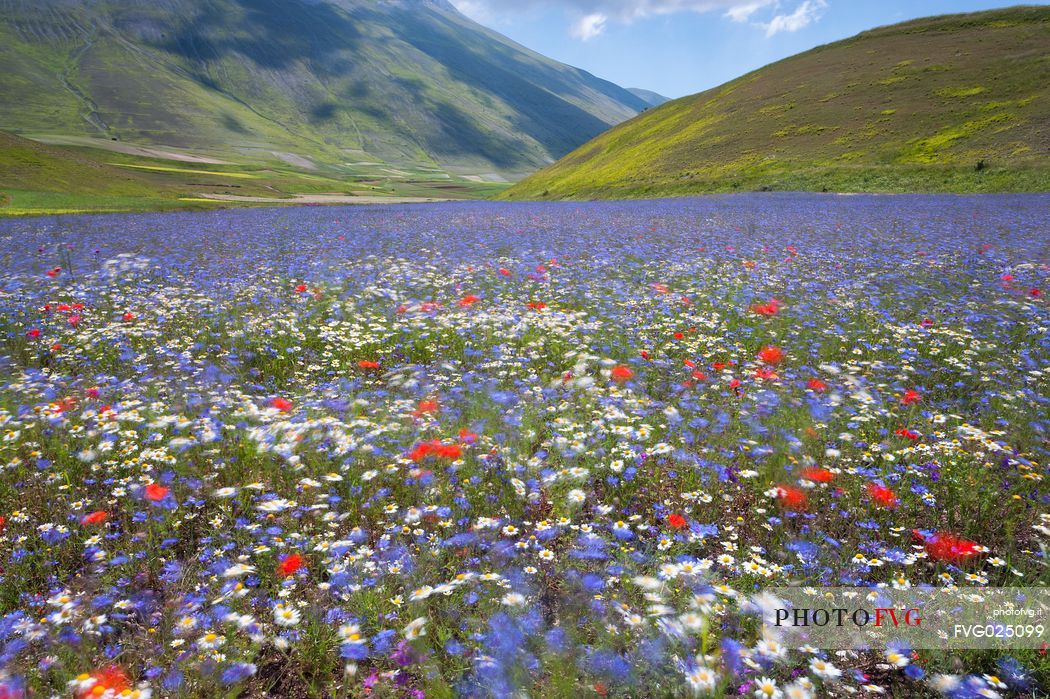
450, 0, 1046, 98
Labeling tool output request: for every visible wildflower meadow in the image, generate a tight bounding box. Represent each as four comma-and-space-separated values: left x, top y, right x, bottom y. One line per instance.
0, 193, 1047, 698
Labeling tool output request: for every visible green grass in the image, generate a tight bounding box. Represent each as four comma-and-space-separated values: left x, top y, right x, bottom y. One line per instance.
0, 130, 510, 216
0, 189, 218, 216
503, 5, 1050, 200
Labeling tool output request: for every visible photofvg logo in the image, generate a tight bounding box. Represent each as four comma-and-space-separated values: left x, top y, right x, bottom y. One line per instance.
774, 606, 923, 629
758, 588, 1049, 650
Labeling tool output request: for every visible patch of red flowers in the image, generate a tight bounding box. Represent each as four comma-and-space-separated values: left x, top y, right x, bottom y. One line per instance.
73, 666, 130, 699
750, 298, 783, 316
458, 294, 481, 307
80, 510, 108, 526
278, 553, 304, 577
757, 345, 785, 365
895, 428, 920, 441
270, 397, 294, 412
922, 531, 982, 564
667, 513, 687, 529
867, 483, 898, 508
408, 440, 462, 462
610, 365, 634, 383
775, 485, 808, 512
800, 467, 834, 483
754, 366, 778, 381
413, 399, 440, 417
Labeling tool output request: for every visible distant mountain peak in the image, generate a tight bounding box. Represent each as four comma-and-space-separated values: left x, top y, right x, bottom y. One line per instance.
627, 88, 671, 108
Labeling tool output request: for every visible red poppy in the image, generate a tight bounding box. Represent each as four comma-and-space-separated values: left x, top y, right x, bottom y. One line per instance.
81, 510, 108, 526
458, 429, 478, 444
86, 387, 100, 399
691, 370, 707, 381
901, 389, 922, 406
413, 399, 439, 417
673, 331, 684, 340
667, 513, 687, 529
144, 484, 169, 502
357, 360, 381, 369
74, 666, 130, 699
26, 329, 40, 338
924, 531, 981, 564
750, 299, 782, 316
408, 440, 462, 462
757, 345, 785, 365
800, 467, 834, 483
1001, 273, 1014, 282
639, 350, 650, 360
807, 378, 827, 392
47, 267, 61, 278
867, 483, 898, 508
895, 428, 920, 441
775, 485, 808, 511
67, 315, 81, 327
294, 284, 308, 293
458, 294, 481, 307
755, 367, 778, 381
278, 553, 304, 577
526, 301, 547, 310
610, 365, 634, 383
122, 312, 136, 322
1031, 288, 1043, 298
498, 267, 511, 276
270, 397, 294, 412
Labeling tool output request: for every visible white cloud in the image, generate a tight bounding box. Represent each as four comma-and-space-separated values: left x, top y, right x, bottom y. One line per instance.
762, 0, 828, 36
449, 0, 827, 40
571, 12, 609, 40
723, 1, 775, 23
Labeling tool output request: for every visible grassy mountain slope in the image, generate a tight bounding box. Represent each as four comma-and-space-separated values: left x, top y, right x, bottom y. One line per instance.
0, 0, 647, 179
505, 6, 1050, 199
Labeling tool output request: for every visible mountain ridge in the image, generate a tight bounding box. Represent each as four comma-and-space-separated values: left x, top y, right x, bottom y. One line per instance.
0, 0, 648, 177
